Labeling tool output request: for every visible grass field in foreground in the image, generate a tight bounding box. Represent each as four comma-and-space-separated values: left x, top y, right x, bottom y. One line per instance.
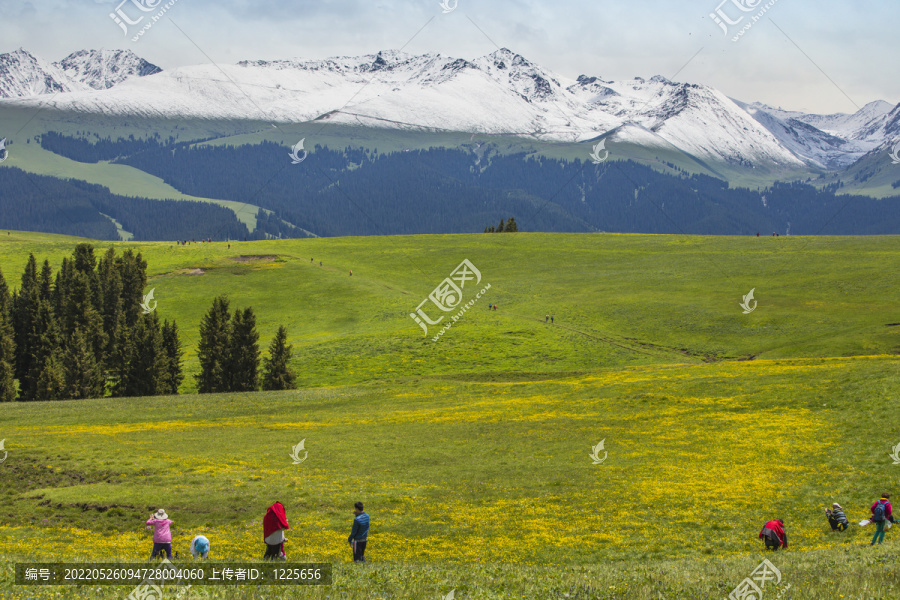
0, 231, 898, 598
1, 356, 899, 598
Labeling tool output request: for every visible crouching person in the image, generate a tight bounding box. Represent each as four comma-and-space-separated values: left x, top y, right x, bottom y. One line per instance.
825, 503, 849, 532
759, 518, 787, 550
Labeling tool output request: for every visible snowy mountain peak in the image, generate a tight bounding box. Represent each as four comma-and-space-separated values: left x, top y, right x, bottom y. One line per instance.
56, 49, 161, 90
2, 48, 897, 175
0, 48, 160, 98
0, 48, 81, 98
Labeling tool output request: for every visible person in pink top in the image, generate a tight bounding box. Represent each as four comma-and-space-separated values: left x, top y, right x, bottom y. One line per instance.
146, 508, 174, 559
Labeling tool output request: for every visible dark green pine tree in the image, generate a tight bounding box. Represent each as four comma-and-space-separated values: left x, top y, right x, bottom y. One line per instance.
196, 295, 231, 393
120, 313, 168, 397
13, 254, 39, 386
116, 250, 148, 328
0, 266, 16, 401
62, 327, 105, 400
97, 248, 124, 365
160, 320, 184, 395
262, 326, 296, 391
505, 217, 518, 232
225, 307, 260, 392
497, 218, 506, 233
34, 350, 64, 401
22, 296, 60, 401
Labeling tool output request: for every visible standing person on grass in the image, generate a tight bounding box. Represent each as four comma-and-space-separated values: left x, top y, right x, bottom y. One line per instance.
759, 518, 787, 550
263, 501, 290, 560
870, 493, 895, 545
146, 509, 174, 559
348, 502, 370, 562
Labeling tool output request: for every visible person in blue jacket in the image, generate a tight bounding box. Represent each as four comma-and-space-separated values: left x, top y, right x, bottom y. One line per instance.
348, 501, 370, 563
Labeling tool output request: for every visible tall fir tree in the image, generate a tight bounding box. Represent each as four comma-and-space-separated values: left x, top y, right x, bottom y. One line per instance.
225, 307, 260, 392
160, 320, 183, 395
13, 254, 39, 385
0, 266, 16, 401
196, 295, 231, 393
62, 327, 105, 400
97, 248, 124, 366
115, 313, 167, 397
262, 325, 295, 391
117, 250, 148, 328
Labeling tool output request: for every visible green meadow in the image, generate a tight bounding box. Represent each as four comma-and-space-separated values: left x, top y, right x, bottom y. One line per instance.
0, 231, 899, 599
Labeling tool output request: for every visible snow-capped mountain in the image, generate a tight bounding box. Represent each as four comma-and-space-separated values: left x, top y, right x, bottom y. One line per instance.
0, 49, 161, 98
55, 49, 161, 91
1, 47, 897, 174
736, 99, 898, 169
0, 49, 85, 98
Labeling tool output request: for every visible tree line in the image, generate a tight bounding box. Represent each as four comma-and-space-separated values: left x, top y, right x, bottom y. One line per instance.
484, 217, 518, 233
0, 244, 182, 401
0, 247, 297, 402
196, 295, 295, 393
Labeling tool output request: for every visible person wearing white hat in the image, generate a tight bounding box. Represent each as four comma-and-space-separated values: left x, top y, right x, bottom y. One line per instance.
146, 509, 174, 559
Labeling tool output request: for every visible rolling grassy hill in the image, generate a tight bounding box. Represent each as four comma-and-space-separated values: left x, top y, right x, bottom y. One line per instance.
0, 231, 898, 599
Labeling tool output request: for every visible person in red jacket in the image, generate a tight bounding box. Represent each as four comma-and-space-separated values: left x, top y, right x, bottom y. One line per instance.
759, 518, 787, 550
870, 493, 895, 546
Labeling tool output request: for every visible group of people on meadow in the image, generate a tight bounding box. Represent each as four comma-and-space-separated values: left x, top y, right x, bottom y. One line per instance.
144, 501, 370, 562
142, 493, 893, 560
759, 492, 895, 550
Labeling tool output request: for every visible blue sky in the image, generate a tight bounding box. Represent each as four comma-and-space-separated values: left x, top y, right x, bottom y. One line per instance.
1, 0, 897, 114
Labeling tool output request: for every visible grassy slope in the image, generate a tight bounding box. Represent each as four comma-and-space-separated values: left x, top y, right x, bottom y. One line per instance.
0, 231, 898, 599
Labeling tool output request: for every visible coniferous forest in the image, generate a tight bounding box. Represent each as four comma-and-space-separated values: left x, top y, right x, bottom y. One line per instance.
0, 243, 183, 401
3, 132, 900, 241
0, 244, 297, 401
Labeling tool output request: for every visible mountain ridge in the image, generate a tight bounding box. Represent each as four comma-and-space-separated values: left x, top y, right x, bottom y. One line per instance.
1, 47, 898, 178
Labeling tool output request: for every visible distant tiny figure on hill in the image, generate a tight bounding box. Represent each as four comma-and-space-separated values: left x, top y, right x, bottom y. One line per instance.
550, 316, 554, 324
545, 314, 549, 322
869, 493, 895, 545
190, 535, 210, 559
146, 509, 174, 559
759, 518, 787, 550
263, 501, 290, 560
350, 270, 353, 276
348, 501, 370, 563
825, 503, 849, 532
